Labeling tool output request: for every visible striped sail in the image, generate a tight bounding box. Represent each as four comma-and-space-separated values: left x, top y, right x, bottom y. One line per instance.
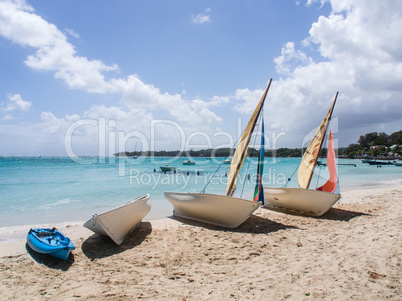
297, 92, 338, 189
226, 79, 272, 197
253, 116, 265, 204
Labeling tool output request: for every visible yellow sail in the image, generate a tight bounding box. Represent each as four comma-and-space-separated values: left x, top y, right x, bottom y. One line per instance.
226, 79, 272, 196
297, 92, 338, 189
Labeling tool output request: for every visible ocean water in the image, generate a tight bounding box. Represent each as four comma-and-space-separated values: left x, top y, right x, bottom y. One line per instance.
0, 156, 401, 233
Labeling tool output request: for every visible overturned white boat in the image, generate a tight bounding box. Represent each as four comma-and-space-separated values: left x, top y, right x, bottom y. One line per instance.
165, 79, 272, 228
84, 194, 151, 245
263, 93, 341, 216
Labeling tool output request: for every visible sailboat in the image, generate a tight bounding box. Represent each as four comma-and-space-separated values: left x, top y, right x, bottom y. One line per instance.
263, 93, 341, 216
164, 79, 272, 228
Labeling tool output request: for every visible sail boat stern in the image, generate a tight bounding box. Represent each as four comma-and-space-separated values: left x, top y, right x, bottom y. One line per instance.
263, 187, 340, 216
165, 192, 261, 228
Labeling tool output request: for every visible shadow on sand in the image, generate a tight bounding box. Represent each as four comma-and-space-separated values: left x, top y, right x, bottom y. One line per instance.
261, 206, 370, 222
318, 207, 370, 222
81, 221, 152, 260
25, 243, 74, 271
171, 213, 298, 234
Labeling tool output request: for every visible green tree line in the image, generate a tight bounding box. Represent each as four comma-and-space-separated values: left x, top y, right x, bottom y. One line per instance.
116, 130, 401, 158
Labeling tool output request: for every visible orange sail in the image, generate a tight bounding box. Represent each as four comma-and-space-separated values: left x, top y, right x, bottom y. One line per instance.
316, 129, 339, 193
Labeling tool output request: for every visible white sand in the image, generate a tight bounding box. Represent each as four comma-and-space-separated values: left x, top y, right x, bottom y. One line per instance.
0, 185, 400, 300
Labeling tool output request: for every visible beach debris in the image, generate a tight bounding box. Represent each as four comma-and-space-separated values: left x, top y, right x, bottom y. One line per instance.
297, 241, 303, 247
369, 271, 385, 279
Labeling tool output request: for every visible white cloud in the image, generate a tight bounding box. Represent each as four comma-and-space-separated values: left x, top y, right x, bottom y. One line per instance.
65, 28, 79, 38
233, 87, 266, 114
274, 42, 312, 75
209, 96, 230, 107
192, 8, 212, 24
0, 0, 118, 93
113, 75, 222, 125
3, 93, 31, 112
1, 0, 401, 155
2, 114, 14, 120
0, 0, 221, 127
239, 0, 402, 147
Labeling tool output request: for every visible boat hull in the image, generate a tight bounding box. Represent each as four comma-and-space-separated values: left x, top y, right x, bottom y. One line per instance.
160, 166, 176, 172
27, 228, 75, 260
164, 192, 261, 228
84, 194, 152, 245
367, 160, 394, 165
263, 187, 341, 216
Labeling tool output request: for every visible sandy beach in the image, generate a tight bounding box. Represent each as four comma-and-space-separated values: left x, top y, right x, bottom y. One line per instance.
0, 185, 400, 300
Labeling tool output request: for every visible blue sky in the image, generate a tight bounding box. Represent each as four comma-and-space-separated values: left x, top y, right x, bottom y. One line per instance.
0, 0, 401, 156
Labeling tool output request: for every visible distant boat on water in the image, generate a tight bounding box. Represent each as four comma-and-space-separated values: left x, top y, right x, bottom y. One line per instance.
367, 160, 395, 165
160, 166, 176, 172
182, 160, 196, 165
222, 158, 232, 164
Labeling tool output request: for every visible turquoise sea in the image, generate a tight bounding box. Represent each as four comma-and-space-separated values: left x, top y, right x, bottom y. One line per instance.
0, 156, 401, 240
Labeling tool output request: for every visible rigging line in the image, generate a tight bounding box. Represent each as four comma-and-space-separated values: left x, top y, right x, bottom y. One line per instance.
239, 112, 263, 198
200, 161, 224, 193
315, 125, 331, 189
200, 126, 246, 194
284, 165, 299, 188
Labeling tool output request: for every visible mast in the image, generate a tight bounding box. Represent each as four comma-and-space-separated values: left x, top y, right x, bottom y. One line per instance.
226, 78, 272, 197
297, 92, 338, 189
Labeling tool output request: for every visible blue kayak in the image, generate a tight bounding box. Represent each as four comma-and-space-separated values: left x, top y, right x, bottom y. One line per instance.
27, 228, 75, 260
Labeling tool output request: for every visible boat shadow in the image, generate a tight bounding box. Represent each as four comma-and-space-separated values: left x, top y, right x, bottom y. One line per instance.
170, 214, 297, 234
262, 207, 369, 222
25, 243, 74, 271
81, 221, 152, 260
318, 207, 369, 221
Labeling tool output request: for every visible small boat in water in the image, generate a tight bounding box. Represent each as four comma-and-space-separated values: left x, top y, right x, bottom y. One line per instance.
222, 158, 231, 164
367, 160, 395, 165
84, 194, 151, 245
182, 160, 196, 165
160, 166, 176, 172
27, 228, 75, 260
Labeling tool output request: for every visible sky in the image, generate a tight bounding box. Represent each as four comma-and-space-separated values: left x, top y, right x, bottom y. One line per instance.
0, 0, 401, 156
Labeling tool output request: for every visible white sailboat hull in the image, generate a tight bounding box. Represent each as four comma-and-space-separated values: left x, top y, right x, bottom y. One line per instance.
263, 188, 340, 216
164, 192, 261, 228
83, 194, 152, 245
